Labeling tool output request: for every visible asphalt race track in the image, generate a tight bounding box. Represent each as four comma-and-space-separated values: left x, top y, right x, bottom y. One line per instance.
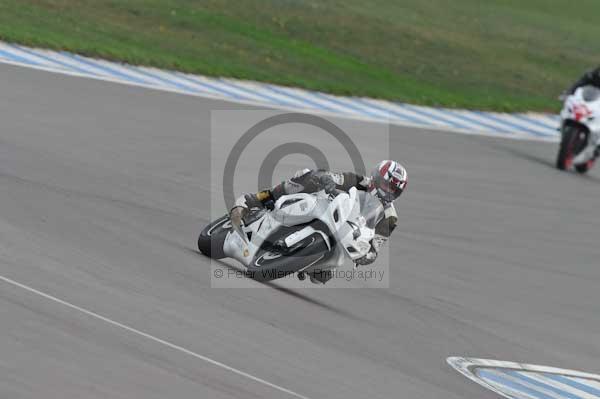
1, 63, 600, 399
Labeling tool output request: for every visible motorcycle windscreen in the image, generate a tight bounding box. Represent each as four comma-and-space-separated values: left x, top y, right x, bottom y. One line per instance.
357, 191, 384, 229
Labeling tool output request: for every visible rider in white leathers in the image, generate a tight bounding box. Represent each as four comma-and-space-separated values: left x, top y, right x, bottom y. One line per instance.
231, 160, 407, 268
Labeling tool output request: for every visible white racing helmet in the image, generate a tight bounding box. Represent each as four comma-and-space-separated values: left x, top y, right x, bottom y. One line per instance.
369, 160, 407, 203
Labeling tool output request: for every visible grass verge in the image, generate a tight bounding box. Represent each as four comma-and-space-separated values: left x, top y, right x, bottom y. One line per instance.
1, 0, 599, 112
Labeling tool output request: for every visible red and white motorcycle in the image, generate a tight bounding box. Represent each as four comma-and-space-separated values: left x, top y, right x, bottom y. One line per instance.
556, 85, 600, 173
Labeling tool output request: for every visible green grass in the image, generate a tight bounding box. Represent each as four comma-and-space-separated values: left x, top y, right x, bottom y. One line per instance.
1, 0, 599, 111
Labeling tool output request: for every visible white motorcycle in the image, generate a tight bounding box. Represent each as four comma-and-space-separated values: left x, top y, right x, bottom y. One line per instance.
198, 187, 381, 283
557, 85, 600, 173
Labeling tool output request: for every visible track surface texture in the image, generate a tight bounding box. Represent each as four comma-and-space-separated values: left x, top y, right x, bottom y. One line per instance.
1, 63, 599, 399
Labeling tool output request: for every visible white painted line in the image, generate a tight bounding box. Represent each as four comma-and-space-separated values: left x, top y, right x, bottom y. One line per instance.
0, 274, 311, 399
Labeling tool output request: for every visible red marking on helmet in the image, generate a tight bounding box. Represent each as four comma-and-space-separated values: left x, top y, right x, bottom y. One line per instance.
380, 161, 392, 177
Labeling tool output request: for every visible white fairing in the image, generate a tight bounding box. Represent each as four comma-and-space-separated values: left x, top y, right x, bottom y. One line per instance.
222, 187, 379, 274
561, 86, 600, 164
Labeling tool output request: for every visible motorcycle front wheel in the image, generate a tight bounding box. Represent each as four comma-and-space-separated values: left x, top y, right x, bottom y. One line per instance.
197, 215, 231, 259
556, 125, 589, 172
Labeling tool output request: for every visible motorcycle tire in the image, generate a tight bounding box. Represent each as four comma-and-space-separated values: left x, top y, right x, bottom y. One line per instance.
198, 215, 231, 259
556, 126, 588, 171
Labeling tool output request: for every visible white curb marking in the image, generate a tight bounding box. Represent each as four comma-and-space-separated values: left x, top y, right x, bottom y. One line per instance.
0, 41, 560, 142
448, 357, 600, 399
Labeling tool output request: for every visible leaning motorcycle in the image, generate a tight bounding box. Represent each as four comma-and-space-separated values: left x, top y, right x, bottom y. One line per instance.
198, 187, 381, 283
556, 85, 600, 173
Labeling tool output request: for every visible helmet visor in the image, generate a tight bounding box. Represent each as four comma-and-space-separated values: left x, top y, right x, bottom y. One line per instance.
374, 174, 404, 202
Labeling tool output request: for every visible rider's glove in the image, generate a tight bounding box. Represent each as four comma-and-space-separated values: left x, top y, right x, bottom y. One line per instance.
230, 206, 249, 227
318, 174, 337, 195
263, 198, 275, 211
